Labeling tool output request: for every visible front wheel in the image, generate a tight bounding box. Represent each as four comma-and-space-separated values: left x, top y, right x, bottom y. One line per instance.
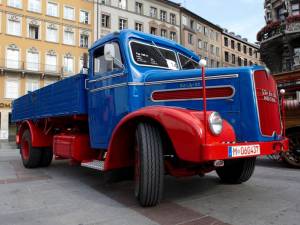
281, 131, 300, 168
216, 157, 256, 184
134, 122, 164, 207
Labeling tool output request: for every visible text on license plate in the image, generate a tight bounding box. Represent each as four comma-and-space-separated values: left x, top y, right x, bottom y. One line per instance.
228, 145, 260, 158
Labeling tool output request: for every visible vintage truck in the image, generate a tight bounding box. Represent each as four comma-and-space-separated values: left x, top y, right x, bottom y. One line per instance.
12, 30, 288, 207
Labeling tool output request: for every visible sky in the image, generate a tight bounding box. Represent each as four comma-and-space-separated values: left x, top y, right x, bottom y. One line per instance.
171, 0, 265, 43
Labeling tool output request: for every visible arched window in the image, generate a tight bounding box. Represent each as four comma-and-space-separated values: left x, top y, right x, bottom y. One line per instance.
45, 50, 57, 72
6, 44, 20, 69
26, 47, 39, 71
63, 53, 74, 74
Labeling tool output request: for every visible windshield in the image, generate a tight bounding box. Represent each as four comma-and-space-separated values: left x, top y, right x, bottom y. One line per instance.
130, 41, 199, 70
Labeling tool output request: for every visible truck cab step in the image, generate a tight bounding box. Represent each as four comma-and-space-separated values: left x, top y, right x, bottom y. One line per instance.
81, 160, 105, 171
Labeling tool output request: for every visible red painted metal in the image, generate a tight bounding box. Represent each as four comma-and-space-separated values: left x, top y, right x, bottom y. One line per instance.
202, 66, 207, 145
151, 87, 234, 101
53, 134, 98, 162
17, 121, 52, 147
254, 70, 282, 136
104, 106, 236, 170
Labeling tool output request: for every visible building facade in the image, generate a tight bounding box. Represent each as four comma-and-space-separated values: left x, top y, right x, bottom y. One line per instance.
258, 0, 300, 73
0, 0, 94, 140
94, 0, 181, 42
180, 7, 222, 68
222, 30, 261, 67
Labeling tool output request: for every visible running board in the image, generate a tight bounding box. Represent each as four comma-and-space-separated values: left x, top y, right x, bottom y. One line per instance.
81, 160, 105, 171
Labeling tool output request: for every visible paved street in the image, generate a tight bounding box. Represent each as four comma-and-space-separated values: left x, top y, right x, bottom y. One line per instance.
0, 141, 299, 225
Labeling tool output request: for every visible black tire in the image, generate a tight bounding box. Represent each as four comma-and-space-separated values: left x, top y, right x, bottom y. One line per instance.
20, 130, 42, 168
281, 131, 300, 168
216, 157, 256, 184
134, 122, 164, 207
39, 148, 53, 167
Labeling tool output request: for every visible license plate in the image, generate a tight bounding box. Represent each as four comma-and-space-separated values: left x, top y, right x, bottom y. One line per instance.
228, 145, 260, 158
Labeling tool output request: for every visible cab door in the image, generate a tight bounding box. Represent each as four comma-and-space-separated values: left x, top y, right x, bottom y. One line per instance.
87, 41, 128, 149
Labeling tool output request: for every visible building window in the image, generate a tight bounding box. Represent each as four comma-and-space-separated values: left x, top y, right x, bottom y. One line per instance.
196, 23, 202, 32
5, 78, 19, 99
46, 24, 58, 42
249, 61, 253, 66
119, 18, 128, 30
28, 24, 39, 39
45, 54, 57, 72
118, 0, 126, 9
216, 61, 220, 67
80, 10, 89, 24
238, 57, 242, 66
203, 42, 208, 51
188, 33, 193, 45
64, 55, 74, 73
210, 45, 214, 55
292, 3, 300, 16
232, 54, 236, 64
204, 27, 208, 36
47, 2, 58, 17
170, 31, 176, 41
210, 30, 214, 39
161, 29, 167, 38
6, 47, 19, 69
64, 28, 75, 45
28, 0, 41, 13
249, 48, 253, 56
243, 45, 247, 54
216, 47, 220, 56
198, 39, 202, 49
64, 6, 75, 20
225, 51, 229, 62
237, 43, 241, 52
224, 37, 228, 47
26, 50, 39, 71
135, 2, 143, 15
150, 7, 157, 18
294, 48, 300, 66
170, 13, 176, 25
26, 79, 39, 93
101, 14, 110, 28
150, 27, 157, 35
80, 33, 89, 48
277, 7, 286, 21
211, 59, 214, 68
244, 58, 248, 66
7, 15, 21, 36
7, 0, 22, 8
215, 33, 219, 41
182, 16, 187, 26
231, 40, 235, 49
190, 20, 194, 30
135, 22, 143, 32
160, 10, 167, 22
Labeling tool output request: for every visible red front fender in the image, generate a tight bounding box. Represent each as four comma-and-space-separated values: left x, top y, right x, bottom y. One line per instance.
104, 106, 236, 170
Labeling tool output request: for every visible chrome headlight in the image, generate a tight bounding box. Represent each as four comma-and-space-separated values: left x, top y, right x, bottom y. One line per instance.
208, 112, 223, 135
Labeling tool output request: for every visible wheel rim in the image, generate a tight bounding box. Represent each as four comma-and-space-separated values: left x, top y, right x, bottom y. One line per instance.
21, 140, 29, 161
134, 142, 141, 198
283, 132, 300, 167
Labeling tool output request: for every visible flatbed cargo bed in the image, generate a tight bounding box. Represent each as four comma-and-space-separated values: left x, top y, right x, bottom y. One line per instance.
12, 74, 87, 122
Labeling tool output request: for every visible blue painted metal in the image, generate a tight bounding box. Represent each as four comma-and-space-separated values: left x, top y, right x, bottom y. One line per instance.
12, 29, 282, 150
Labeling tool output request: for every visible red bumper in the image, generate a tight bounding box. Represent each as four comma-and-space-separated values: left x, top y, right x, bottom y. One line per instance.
200, 138, 289, 162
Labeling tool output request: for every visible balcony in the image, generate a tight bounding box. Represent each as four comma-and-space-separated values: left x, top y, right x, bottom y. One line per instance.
257, 15, 300, 42
0, 59, 63, 77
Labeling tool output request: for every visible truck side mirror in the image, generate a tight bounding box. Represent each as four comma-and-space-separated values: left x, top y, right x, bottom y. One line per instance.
104, 43, 115, 62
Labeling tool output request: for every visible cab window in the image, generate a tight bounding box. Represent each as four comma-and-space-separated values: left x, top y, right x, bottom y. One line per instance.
94, 42, 123, 76
179, 53, 200, 70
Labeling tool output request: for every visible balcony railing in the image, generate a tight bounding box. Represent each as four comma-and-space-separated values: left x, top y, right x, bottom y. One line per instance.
0, 58, 65, 77
257, 15, 300, 42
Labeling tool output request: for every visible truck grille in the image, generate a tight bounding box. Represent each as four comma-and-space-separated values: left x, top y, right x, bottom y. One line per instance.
254, 70, 282, 136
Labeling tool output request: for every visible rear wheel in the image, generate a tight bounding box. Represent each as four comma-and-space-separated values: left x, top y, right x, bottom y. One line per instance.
20, 130, 42, 168
216, 157, 256, 184
282, 131, 300, 168
39, 148, 53, 167
134, 122, 164, 207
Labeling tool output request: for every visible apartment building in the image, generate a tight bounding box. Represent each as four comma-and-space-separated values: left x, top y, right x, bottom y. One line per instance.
94, 0, 181, 42
222, 30, 261, 67
0, 0, 93, 140
180, 7, 223, 68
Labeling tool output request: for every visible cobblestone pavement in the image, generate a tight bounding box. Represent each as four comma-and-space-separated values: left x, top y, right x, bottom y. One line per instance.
0, 141, 299, 225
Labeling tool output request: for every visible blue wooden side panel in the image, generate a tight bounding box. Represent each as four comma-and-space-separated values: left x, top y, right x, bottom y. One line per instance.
12, 74, 87, 122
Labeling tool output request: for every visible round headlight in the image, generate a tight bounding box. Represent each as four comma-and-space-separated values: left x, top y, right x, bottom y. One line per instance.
208, 112, 223, 135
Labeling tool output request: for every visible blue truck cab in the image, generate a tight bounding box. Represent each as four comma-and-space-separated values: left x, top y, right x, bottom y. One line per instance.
12, 30, 288, 207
